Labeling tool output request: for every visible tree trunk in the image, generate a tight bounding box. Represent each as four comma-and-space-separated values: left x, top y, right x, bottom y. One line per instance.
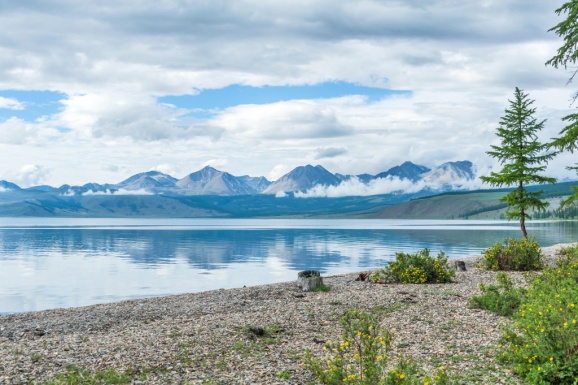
297, 270, 323, 292
519, 182, 528, 239
520, 208, 528, 239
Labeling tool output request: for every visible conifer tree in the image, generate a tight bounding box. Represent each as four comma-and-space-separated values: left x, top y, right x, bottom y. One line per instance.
481, 88, 556, 238
546, 1, 578, 206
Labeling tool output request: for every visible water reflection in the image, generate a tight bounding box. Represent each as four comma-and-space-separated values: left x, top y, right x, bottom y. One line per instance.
0, 219, 576, 313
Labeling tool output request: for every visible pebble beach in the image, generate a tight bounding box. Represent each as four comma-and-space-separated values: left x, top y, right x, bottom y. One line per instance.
0, 243, 575, 385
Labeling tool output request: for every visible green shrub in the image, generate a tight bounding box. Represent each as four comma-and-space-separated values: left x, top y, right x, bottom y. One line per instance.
558, 243, 578, 262
468, 272, 527, 316
371, 248, 455, 284
498, 251, 578, 384
477, 237, 543, 271
303, 308, 451, 385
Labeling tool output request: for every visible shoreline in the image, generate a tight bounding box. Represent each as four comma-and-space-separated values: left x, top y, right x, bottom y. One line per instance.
0, 253, 484, 318
0, 243, 575, 384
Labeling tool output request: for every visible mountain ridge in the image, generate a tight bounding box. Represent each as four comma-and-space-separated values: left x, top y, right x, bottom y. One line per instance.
7, 160, 476, 197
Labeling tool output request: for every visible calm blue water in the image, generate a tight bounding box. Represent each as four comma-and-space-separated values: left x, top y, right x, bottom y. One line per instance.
0, 218, 576, 313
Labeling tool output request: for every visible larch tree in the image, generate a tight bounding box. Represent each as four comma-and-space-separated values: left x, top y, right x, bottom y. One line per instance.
546, 0, 578, 206
481, 88, 556, 238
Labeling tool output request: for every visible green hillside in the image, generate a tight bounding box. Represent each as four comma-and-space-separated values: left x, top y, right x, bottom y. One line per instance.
370, 182, 578, 220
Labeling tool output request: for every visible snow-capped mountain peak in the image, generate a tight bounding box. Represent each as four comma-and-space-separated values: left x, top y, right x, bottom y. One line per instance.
421, 161, 475, 184
262, 164, 342, 194
117, 171, 178, 191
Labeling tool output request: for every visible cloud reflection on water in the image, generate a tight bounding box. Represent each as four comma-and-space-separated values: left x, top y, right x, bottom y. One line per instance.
0, 219, 576, 313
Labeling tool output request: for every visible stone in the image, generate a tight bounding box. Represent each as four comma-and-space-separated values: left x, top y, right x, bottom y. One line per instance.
455, 261, 467, 271
248, 326, 264, 336
297, 270, 323, 291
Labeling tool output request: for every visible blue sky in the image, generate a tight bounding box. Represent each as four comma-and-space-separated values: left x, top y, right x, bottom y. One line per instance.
0, 1, 575, 188
0, 90, 65, 122
0, 82, 406, 121
159, 82, 409, 118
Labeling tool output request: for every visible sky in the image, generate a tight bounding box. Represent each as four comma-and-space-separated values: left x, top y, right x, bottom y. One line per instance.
0, 0, 576, 188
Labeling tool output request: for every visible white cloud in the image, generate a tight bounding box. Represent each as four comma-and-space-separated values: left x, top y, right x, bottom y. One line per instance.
268, 164, 294, 181
83, 188, 153, 196
295, 175, 488, 198
55, 92, 224, 141
151, 163, 180, 177
0, 96, 24, 110
0, 117, 62, 145
0, 1, 574, 187
212, 99, 353, 140
11, 165, 50, 187
201, 159, 229, 170
295, 176, 426, 197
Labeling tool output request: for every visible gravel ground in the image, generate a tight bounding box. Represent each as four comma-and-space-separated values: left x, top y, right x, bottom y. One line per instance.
0, 243, 575, 385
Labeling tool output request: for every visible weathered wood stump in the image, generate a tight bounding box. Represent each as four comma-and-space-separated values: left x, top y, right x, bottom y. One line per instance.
455, 260, 467, 271
297, 270, 323, 292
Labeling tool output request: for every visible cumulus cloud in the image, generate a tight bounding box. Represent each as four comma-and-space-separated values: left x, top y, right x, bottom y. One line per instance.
0, 117, 62, 145
0, 96, 24, 110
212, 99, 353, 140
55, 92, 224, 141
0, 1, 574, 186
11, 165, 50, 187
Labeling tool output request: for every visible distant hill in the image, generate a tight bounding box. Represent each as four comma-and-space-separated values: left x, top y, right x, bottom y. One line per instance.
371, 181, 578, 219
0, 188, 432, 218
1, 180, 575, 218
0, 180, 21, 191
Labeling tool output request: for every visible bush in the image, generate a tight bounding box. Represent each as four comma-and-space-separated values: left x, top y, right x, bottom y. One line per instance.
371, 248, 455, 284
558, 243, 578, 263
498, 250, 578, 384
477, 237, 543, 271
468, 272, 527, 316
303, 308, 452, 385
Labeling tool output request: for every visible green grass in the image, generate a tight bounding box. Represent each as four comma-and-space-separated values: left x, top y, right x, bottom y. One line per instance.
309, 283, 331, 292
40, 366, 131, 385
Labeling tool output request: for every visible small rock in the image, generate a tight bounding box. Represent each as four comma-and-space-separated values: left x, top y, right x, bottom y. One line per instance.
248, 326, 264, 336
455, 261, 467, 271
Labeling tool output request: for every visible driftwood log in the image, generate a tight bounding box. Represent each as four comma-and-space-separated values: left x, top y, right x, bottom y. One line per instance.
297, 270, 323, 292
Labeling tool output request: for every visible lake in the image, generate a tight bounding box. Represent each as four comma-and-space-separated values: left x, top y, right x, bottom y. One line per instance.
0, 218, 576, 313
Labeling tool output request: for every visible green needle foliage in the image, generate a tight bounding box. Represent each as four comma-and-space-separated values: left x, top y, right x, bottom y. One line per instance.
480, 87, 556, 238
546, 1, 578, 206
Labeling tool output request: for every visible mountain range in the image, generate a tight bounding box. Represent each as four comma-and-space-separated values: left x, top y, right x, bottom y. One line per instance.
0, 160, 476, 197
